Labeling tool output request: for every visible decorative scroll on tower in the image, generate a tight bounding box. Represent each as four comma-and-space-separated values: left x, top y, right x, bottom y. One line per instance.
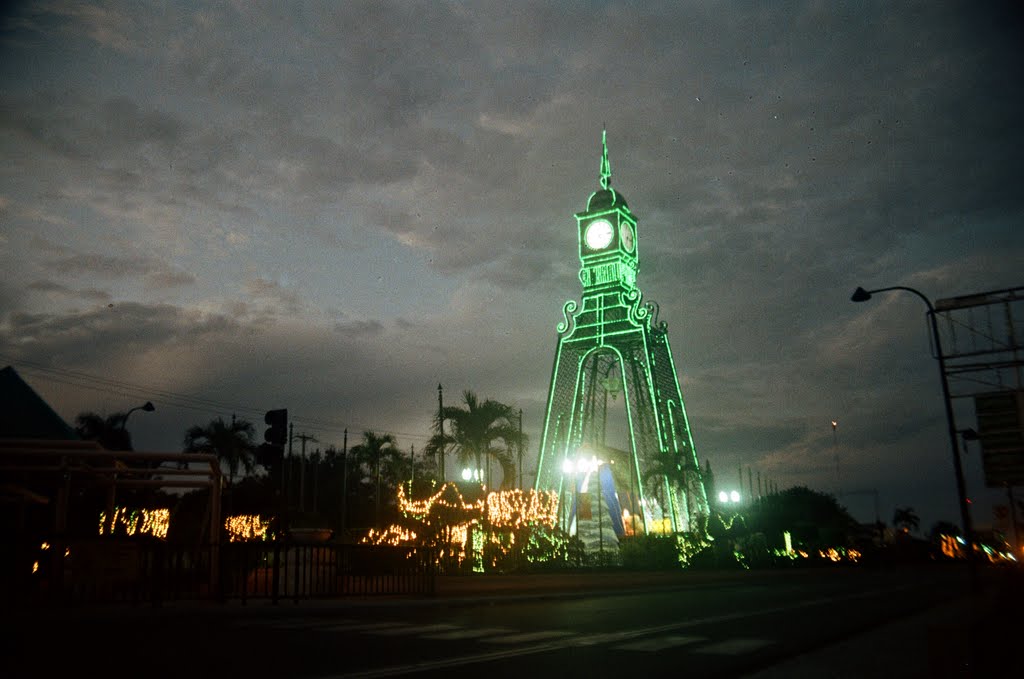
534, 131, 710, 538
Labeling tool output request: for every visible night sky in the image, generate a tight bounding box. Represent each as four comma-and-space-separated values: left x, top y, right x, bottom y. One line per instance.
2, 2, 1022, 533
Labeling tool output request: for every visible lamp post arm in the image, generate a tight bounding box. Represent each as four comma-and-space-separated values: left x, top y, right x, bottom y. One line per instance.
864, 285, 935, 312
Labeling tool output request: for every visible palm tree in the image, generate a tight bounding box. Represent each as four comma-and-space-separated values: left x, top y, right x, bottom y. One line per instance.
641, 449, 689, 532
425, 390, 524, 489
75, 411, 133, 451
183, 417, 256, 486
893, 506, 920, 535
349, 430, 401, 527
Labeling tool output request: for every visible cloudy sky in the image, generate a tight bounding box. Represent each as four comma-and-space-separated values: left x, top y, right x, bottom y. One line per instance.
2, 1, 1022, 532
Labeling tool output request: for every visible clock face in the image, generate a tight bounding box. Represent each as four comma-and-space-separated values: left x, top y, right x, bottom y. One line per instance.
585, 219, 614, 250
620, 223, 634, 252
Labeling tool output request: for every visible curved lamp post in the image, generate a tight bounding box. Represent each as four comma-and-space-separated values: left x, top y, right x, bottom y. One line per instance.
851, 285, 977, 590
105, 401, 155, 535
121, 401, 155, 430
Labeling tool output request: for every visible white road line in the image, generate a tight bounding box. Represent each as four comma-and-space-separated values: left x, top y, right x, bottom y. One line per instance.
695, 638, 773, 655
318, 621, 407, 633
422, 628, 516, 640
368, 624, 461, 636
318, 581, 925, 679
614, 635, 707, 652
247, 619, 348, 630
484, 630, 574, 644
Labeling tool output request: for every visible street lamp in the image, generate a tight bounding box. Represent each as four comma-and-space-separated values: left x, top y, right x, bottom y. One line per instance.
717, 489, 741, 504
561, 452, 601, 538
105, 400, 155, 535
851, 285, 978, 589
121, 401, 155, 430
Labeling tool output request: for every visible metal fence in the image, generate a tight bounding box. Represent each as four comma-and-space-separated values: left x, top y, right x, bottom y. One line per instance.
223, 540, 436, 603
2, 538, 436, 607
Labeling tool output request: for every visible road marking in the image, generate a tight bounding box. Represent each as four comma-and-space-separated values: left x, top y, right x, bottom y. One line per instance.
695, 638, 773, 655
318, 581, 925, 679
318, 621, 407, 633
484, 630, 574, 644
245, 618, 353, 630
368, 624, 461, 636
422, 627, 516, 640
614, 635, 706, 652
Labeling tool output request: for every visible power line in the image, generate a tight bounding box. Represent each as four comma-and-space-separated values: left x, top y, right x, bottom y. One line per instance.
1, 355, 435, 444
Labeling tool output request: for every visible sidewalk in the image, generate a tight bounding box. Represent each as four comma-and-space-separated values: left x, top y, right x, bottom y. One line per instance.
745, 572, 1023, 678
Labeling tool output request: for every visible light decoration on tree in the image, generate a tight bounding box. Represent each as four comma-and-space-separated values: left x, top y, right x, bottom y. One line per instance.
366, 483, 563, 569
224, 514, 271, 542
364, 525, 418, 545
98, 507, 170, 539
486, 488, 559, 529
397, 481, 487, 518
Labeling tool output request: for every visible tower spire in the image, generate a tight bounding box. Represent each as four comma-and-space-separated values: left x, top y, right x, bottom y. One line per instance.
599, 128, 611, 190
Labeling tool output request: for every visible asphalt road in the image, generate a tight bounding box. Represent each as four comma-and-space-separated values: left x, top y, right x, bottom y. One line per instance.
8, 566, 978, 678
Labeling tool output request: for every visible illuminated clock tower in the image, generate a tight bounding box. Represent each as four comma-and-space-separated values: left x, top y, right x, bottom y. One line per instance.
534, 131, 710, 537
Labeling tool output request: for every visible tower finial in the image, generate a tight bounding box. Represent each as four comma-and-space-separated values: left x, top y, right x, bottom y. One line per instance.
600, 127, 611, 190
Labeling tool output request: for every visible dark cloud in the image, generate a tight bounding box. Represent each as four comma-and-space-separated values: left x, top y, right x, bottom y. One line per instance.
26, 279, 111, 302
1, 1, 1022, 532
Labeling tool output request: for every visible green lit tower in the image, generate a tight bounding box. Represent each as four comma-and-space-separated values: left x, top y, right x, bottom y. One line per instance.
534, 131, 710, 537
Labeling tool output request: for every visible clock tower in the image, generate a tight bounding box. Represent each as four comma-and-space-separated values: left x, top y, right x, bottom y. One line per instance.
577, 131, 639, 293
534, 131, 710, 540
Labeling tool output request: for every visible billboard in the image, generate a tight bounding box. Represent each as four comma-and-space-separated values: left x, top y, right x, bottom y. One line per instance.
974, 390, 1024, 487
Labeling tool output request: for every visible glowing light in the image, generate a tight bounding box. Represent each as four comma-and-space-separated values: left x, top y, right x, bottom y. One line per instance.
730, 490, 740, 503
224, 514, 271, 542
364, 525, 418, 546
486, 489, 559, 529
718, 491, 728, 503
397, 481, 487, 517
98, 507, 170, 539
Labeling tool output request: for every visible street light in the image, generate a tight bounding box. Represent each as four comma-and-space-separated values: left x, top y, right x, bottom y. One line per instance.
851, 285, 978, 590
121, 401, 155, 431
561, 452, 601, 538
106, 400, 155, 535
717, 490, 741, 504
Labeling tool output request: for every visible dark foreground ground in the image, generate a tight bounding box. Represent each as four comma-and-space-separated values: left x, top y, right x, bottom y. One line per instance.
6, 563, 1021, 678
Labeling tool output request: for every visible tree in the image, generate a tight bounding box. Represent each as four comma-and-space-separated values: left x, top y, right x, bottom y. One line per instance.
641, 449, 687, 529
425, 390, 524, 489
183, 417, 256, 486
893, 506, 920, 535
746, 486, 858, 551
75, 411, 133, 451
349, 430, 402, 527
928, 520, 960, 542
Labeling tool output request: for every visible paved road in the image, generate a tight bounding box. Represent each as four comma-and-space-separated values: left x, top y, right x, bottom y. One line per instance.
7, 566, 993, 678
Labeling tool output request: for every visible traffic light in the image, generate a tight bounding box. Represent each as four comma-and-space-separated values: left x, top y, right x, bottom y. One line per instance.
256, 443, 283, 470
264, 408, 288, 446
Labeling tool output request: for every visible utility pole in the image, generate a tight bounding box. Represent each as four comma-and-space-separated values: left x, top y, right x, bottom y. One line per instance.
341, 428, 348, 539
287, 422, 294, 511
518, 408, 524, 488
832, 419, 840, 497
295, 432, 318, 512
312, 447, 320, 513
437, 384, 446, 482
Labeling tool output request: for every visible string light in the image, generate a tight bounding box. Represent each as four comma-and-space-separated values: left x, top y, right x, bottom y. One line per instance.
486, 489, 559, 529
224, 514, 270, 542
98, 507, 170, 539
